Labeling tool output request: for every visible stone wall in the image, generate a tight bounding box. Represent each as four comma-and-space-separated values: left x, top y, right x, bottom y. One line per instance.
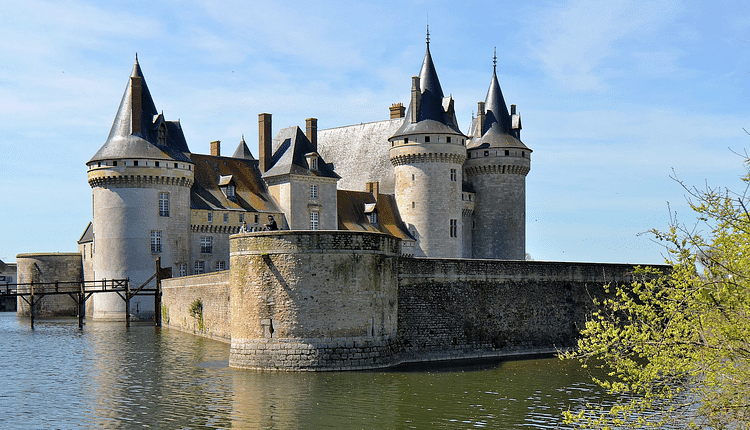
396, 259, 663, 363
161, 270, 231, 342
229, 231, 401, 370
16, 253, 82, 317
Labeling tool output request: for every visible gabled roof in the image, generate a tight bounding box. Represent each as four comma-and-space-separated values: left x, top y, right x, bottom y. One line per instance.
89, 57, 191, 163
190, 154, 281, 213
263, 126, 339, 179
78, 222, 94, 244
337, 190, 414, 241
232, 136, 255, 159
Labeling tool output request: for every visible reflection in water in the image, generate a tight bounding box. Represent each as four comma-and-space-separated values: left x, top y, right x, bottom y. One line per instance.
1, 313, 612, 429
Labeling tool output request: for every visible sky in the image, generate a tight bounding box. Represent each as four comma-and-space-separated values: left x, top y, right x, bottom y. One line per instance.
1, 0, 749, 265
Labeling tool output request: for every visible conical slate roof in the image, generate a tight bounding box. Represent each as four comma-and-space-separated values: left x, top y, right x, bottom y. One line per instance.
232, 135, 255, 159
391, 37, 464, 138
467, 60, 530, 151
88, 57, 191, 163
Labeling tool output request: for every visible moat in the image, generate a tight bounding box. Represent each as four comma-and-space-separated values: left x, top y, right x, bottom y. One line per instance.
0, 312, 621, 429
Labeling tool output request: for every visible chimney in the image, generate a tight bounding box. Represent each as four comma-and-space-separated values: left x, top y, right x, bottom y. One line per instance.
258, 113, 272, 174
389, 103, 405, 119
130, 76, 142, 135
366, 181, 379, 199
410, 76, 421, 123
210, 140, 221, 157
305, 117, 318, 151
477, 101, 485, 136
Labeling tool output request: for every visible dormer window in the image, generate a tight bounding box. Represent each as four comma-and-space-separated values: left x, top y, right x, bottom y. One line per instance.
219, 175, 236, 200
305, 152, 319, 171
364, 203, 377, 225
158, 123, 167, 146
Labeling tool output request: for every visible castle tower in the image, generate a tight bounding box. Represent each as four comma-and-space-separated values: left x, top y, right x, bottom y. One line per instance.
464, 52, 531, 260
388, 31, 467, 258
86, 57, 194, 320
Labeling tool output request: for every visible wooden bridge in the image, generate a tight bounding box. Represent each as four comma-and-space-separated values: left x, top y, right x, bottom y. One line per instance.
0, 259, 172, 330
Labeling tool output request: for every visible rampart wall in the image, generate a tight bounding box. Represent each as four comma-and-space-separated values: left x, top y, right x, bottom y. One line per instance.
16, 253, 82, 317
161, 270, 231, 342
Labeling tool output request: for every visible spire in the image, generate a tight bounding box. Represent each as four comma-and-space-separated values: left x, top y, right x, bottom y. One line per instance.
483, 53, 512, 136
232, 134, 255, 159
416, 30, 445, 123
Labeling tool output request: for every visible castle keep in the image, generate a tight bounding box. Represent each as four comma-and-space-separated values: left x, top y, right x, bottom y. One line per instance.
15, 35, 663, 370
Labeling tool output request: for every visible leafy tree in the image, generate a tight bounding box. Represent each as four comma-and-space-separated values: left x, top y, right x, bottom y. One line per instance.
562, 168, 750, 429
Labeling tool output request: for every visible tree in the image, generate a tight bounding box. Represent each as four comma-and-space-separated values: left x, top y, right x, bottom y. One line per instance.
562, 168, 750, 429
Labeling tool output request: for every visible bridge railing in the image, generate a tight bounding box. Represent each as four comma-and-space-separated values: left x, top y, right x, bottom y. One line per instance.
0, 279, 131, 296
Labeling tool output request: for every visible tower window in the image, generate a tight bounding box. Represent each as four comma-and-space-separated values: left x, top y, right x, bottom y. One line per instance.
412, 174, 415, 181
113, 161, 118, 166
404, 138, 409, 144
484, 151, 489, 157
223, 213, 229, 223
424, 136, 430, 143
310, 184, 319, 199
254, 214, 259, 224
207, 212, 213, 223
201, 236, 213, 254
412, 202, 415, 209
450, 219, 457, 238
178, 264, 187, 277
159, 192, 170, 217
505, 150, 510, 156
450, 169, 457, 182
151, 230, 162, 253
155, 161, 160, 167
133, 160, 138, 166
310, 211, 319, 230
174, 163, 178, 168
239, 213, 244, 223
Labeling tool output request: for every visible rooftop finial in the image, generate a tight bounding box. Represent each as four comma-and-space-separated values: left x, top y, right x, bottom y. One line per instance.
135, 52, 139, 64
493, 47, 497, 72
426, 23, 430, 46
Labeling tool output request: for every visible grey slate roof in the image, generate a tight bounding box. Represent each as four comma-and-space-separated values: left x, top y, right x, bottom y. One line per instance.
232, 136, 255, 159
317, 119, 402, 194
337, 190, 414, 241
391, 42, 464, 139
78, 222, 94, 244
88, 57, 191, 164
467, 67, 530, 151
263, 126, 339, 179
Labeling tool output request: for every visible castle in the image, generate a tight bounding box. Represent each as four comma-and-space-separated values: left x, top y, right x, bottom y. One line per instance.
78, 36, 531, 321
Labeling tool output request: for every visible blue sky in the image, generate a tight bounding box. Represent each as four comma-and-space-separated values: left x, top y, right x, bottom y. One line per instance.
1, 0, 748, 264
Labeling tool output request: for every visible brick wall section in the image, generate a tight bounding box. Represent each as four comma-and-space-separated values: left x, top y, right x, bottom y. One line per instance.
161, 270, 231, 342
396, 259, 667, 363
229, 231, 401, 370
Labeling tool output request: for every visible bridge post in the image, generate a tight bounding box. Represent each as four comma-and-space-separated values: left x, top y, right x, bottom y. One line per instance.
125, 279, 131, 328
77, 281, 84, 330
29, 281, 35, 330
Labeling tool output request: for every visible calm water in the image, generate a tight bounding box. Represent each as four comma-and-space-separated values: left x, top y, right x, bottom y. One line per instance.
0, 312, 608, 429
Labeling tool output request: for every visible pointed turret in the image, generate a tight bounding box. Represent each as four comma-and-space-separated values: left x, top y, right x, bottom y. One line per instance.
232, 135, 255, 159
89, 56, 189, 163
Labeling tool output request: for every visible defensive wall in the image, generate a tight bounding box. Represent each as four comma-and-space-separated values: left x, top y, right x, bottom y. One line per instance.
157, 230, 669, 371
16, 253, 82, 317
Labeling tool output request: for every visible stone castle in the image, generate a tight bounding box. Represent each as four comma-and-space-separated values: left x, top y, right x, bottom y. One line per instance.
13, 35, 662, 370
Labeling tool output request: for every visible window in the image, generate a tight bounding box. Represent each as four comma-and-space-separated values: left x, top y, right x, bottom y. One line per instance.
159, 193, 169, 217
450, 169, 457, 182
310, 211, 319, 230
174, 163, 178, 168
207, 212, 213, 223
151, 230, 162, 253
505, 150, 509, 156
223, 213, 229, 223
367, 212, 378, 224
133, 160, 138, 166
424, 136, 430, 143
216, 261, 226, 271
447, 136, 451, 143
484, 151, 489, 157
310, 157, 318, 170
239, 213, 244, 223
450, 219, 458, 238
179, 264, 187, 277
155, 161, 160, 167
412, 201, 415, 209
310, 184, 318, 199
254, 214, 259, 224
201, 236, 213, 254
112, 161, 118, 166
194, 260, 205, 275
226, 184, 235, 198
412, 174, 415, 181
404, 138, 408, 144
158, 123, 167, 145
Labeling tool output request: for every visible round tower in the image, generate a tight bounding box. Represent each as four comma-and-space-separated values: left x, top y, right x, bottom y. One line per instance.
389, 34, 467, 258
86, 57, 194, 321
464, 54, 531, 260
